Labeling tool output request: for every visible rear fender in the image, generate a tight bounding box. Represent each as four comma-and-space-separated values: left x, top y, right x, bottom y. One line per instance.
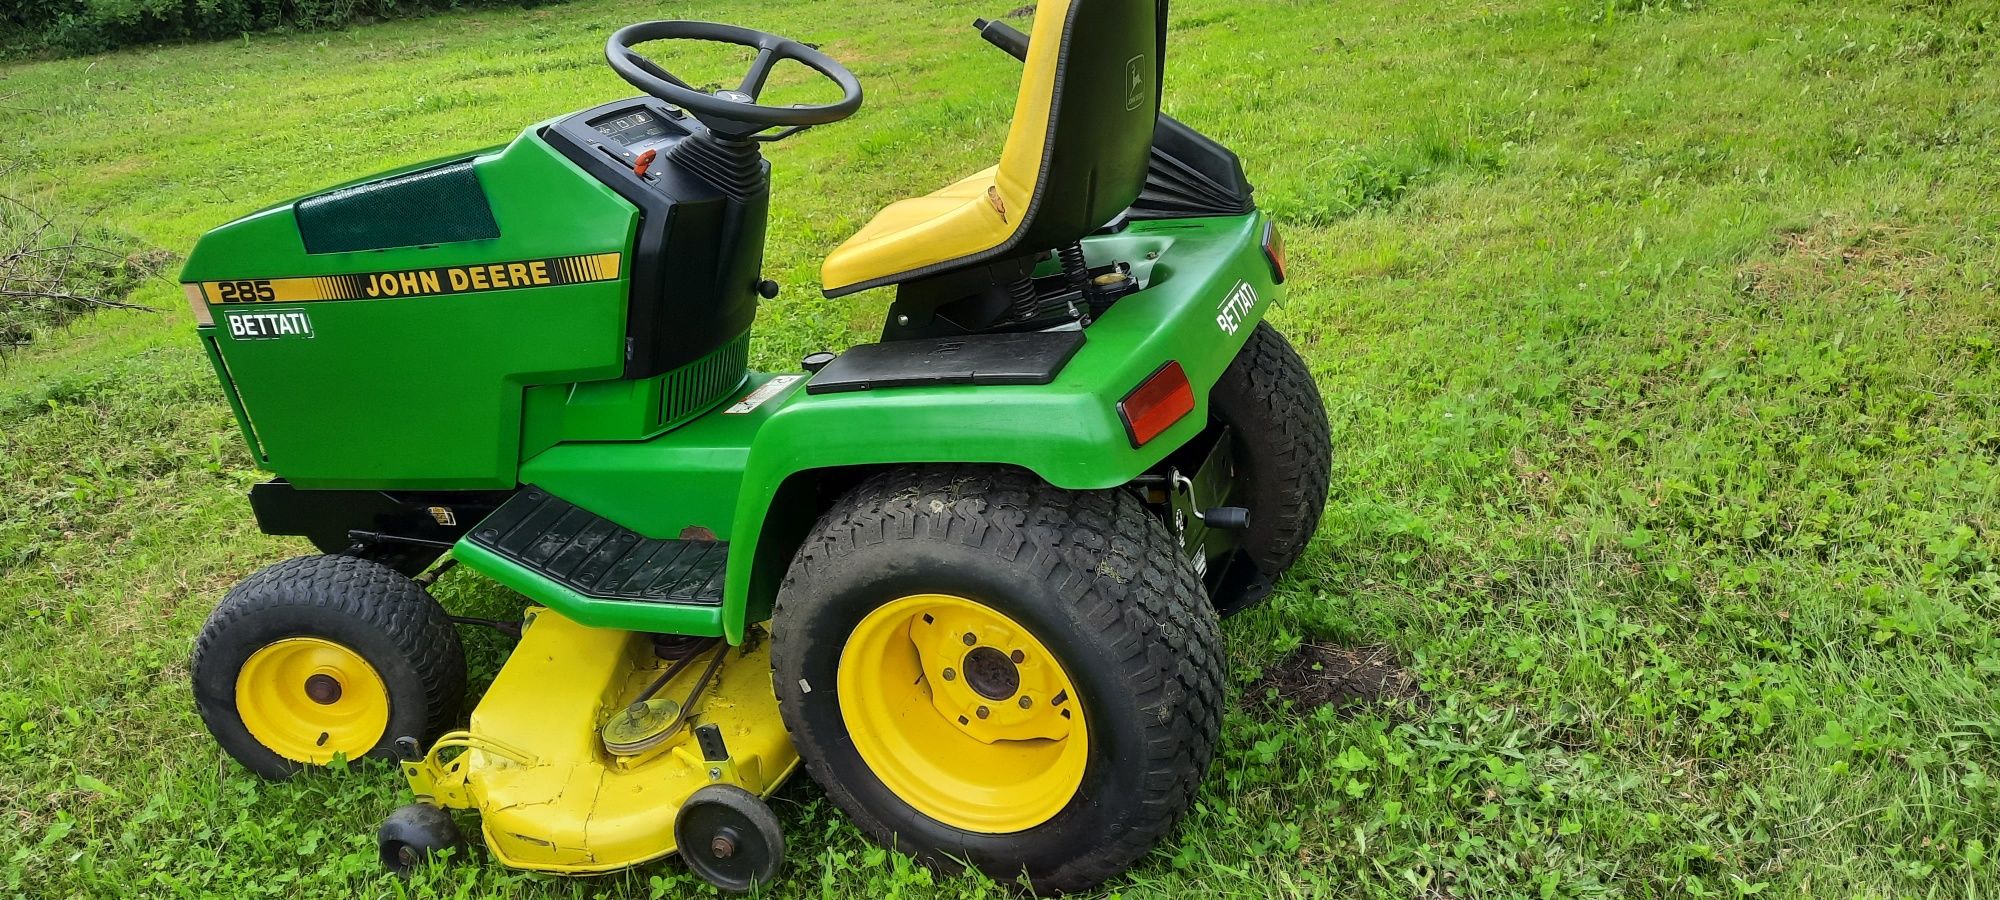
721, 212, 1279, 641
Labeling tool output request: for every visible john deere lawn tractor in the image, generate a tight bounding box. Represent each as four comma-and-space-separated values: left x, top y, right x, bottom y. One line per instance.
181, 2, 1330, 892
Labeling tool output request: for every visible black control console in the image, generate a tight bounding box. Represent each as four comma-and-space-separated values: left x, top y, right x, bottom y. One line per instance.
546, 98, 698, 191
540, 99, 769, 380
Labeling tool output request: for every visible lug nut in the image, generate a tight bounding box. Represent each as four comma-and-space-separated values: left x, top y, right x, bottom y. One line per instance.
976, 706, 990, 719
942, 668, 956, 681
962, 632, 977, 646
1019, 696, 1033, 709
1010, 649, 1025, 664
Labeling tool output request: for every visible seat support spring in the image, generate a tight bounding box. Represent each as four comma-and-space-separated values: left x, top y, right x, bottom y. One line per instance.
1004, 273, 1040, 322
1058, 241, 1103, 318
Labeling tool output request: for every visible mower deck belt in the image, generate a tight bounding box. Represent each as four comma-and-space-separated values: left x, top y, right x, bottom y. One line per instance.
805, 330, 1085, 395
467, 487, 726, 606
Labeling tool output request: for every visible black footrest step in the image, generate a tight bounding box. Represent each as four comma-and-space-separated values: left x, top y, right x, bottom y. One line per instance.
467, 486, 725, 606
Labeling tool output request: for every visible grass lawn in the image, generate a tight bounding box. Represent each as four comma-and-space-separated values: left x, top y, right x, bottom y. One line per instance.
3, 0, 1997, 896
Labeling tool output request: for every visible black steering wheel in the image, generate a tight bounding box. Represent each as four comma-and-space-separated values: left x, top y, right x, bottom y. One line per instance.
606, 21, 863, 140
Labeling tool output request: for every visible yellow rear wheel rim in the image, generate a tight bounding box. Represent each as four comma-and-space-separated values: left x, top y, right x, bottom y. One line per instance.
235, 637, 391, 764
837, 593, 1088, 833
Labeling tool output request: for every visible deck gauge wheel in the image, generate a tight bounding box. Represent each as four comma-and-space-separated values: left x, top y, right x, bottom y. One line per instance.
674, 784, 786, 893
377, 803, 467, 875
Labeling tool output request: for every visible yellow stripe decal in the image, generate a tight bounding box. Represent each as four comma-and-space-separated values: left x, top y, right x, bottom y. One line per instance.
200, 252, 623, 304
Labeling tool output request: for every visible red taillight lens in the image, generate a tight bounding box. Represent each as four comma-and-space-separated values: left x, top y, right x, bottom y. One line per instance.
1118, 361, 1195, 447
1262, 220, 1287, 284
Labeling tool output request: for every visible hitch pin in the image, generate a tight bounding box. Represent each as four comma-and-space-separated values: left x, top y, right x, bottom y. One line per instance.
1170, 471, 1207, 521
1171, 470, 1251, 531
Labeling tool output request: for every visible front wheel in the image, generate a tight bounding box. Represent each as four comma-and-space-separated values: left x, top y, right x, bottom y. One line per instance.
190, 555, 465, 779
771, 466, 1223, 894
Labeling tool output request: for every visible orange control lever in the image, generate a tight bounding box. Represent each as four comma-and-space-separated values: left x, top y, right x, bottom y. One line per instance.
632, 148, 658, 177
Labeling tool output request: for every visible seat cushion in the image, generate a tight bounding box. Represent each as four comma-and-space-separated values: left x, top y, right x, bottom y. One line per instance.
820, 165, 1017, 294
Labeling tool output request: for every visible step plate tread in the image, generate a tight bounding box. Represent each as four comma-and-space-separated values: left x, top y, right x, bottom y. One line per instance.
467, 486, 725, 606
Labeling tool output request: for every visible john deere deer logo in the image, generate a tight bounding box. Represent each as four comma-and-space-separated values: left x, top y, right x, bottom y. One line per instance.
1125, 55, 1145, 110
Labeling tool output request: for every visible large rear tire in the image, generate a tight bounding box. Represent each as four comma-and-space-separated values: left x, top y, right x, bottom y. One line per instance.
1210, 321, 1332, 579
191, 554, 465, 779
770, 466, 1223, 894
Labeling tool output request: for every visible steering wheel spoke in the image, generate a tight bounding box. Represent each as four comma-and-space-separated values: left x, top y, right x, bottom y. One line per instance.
739, 47, 779, 99
621, 49, 697, 92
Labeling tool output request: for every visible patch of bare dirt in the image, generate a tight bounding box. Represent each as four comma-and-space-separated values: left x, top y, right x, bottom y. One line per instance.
1248, 643, 1427, 716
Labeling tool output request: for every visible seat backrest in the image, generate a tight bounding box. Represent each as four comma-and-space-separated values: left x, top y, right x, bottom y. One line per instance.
993, 0, 1166, 253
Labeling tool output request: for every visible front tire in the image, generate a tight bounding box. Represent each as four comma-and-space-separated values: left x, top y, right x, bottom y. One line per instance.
190, 554, 465, 779
771, 466, 1223, 894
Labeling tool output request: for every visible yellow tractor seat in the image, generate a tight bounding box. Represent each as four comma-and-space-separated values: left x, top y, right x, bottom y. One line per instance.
819, 166, 1008, 293
820, 0, 1165, 298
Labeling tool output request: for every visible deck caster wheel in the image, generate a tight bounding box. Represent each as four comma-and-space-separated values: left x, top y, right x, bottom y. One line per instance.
377, 803, 466, 876
675, 784, 784, 893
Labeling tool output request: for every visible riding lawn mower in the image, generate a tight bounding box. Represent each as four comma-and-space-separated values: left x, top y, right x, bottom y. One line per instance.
179, 1, 1332, 892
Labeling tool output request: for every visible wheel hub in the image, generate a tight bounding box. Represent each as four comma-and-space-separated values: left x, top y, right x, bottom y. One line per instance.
961, 646, 1020, 700
909, 607, 1073, 744
234, 637, 391, 765
835, 593, 1089, 833
304, 673, 343, 705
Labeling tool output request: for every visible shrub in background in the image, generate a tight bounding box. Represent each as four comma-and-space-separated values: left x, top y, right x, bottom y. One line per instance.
0, 0, 563, 57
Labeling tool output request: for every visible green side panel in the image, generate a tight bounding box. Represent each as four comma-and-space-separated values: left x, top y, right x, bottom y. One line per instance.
181, 132, 638, 489
519, 331, 750, 456
451, 539, 724, 637
522, 371, 788, 542
295, 159, 500, 254
519, 212, 1279, 642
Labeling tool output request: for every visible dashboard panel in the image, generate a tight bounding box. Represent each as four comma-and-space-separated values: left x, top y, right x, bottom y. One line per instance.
536, 97, 769, 382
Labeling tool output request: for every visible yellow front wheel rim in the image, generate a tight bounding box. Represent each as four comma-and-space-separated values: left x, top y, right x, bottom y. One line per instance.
235, 637, 391, 764
838, 594, 1088, 833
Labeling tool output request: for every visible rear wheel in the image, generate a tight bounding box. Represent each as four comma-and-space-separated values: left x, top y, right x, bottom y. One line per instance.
771, 466, 1222, 894
1209, 321, 1331, 579
191, 554, 465, 779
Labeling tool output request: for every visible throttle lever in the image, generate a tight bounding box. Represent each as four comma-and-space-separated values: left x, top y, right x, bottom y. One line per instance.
971, 17, 1030, 62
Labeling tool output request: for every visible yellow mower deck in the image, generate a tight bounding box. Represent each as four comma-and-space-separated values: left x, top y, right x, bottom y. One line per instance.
400, 607, 797, 874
